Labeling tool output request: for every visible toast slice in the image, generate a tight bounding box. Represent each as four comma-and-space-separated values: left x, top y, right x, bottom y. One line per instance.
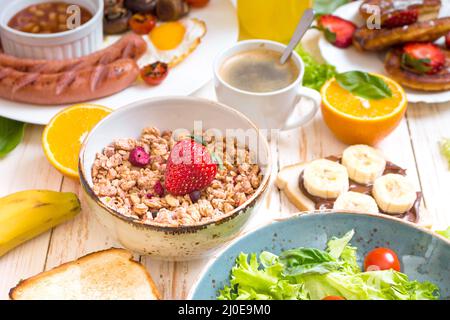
385, 47, 450, 92
276, 162, 316, 212
9, 248, 161, 300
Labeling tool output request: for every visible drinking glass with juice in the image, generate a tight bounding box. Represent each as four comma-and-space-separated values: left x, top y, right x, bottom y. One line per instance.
237, 0, 313, 44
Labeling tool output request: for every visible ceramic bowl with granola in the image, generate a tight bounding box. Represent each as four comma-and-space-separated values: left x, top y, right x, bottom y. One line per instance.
79, 97, 271, 260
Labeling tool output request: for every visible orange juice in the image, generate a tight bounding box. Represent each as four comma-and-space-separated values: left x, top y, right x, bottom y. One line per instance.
237, 0, 313, 44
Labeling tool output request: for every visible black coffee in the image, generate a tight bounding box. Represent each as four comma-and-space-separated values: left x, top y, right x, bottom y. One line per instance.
220, 49, 299, 93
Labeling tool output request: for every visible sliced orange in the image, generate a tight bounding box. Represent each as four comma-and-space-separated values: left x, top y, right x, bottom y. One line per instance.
321, 73, 407, 145
43, 104, 112, 179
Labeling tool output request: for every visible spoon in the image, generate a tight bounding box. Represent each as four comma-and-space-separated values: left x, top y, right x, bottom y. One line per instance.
280, 8, 316, 65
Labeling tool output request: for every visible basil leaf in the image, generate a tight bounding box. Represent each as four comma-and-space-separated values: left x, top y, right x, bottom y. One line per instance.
0, 117, 26, 158
336, 71, 393, 100
314, 0, 350, 15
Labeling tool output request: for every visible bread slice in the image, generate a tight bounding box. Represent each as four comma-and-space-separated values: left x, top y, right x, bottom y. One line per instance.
9, 248, 161, 300
276, 162, 316, 212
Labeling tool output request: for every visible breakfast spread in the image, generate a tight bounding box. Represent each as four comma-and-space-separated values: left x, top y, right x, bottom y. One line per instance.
9, 248, 161, 300
91, 127, 263, 226
277, 145, 421, 223
8, 2, 93, 34
0, 0, 449, 303
218, 230, 440, 300
0, 190, 80, 257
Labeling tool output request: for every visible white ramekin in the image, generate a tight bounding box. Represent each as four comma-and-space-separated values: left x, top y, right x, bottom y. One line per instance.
0, 0, 104, 60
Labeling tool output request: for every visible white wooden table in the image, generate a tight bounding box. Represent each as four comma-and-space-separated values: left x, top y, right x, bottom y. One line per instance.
1, 34, 450, 300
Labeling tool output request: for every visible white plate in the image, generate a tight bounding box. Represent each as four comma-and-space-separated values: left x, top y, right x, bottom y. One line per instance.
0, 0, 237, 124
318, 0, 450, 104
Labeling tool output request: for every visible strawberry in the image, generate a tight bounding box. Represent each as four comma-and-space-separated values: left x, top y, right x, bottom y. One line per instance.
401, 43, 445, 75
165, 139, 218, 196
317, 15, 356, 49
383, 9, 418, 28
446, 32, 450, 50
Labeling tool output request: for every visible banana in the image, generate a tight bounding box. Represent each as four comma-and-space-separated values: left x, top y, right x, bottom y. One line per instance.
372, 174, 416, 214
333, 191, 379, 213
303, 159, 349, 199
0, 190, 80, 257
341, 145, 386, 185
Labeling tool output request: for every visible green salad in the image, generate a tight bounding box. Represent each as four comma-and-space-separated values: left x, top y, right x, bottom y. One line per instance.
218, 230, 439, 300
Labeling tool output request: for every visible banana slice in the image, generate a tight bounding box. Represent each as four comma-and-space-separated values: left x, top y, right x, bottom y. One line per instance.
372, 174, 416, 214
333, 191, 379, 214
342, 145, 386, 185
303, 159, 349, 199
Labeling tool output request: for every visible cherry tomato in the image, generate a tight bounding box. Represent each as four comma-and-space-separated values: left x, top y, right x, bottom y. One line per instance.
129, 13, 156, 35
140, 62, 169, 86
185, 0, 209, 8
322, 296, 345, 300
364, 247, 401, 272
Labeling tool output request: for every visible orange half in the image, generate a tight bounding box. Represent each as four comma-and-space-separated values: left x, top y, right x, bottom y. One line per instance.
42, 104, 112, 179
321, 73, 407, 145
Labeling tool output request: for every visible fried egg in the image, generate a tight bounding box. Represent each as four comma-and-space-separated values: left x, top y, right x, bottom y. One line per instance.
142, 18, 206, 68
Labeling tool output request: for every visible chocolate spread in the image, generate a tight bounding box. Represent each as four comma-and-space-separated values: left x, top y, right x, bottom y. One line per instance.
298, 156, 421, 223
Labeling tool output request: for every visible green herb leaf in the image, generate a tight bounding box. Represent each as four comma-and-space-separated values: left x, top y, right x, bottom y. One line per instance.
436, 227, 450, 240
295, 45, 336, 91
440, 138, 450, 169
314, 0, 350, 16
0, 117, 26, 158
336, 71, 393, 100
323, 28, 337, 44
401, 54, 431, 74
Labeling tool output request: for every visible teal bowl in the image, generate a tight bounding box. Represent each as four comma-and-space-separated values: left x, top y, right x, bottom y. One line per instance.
189, 212, 450, 300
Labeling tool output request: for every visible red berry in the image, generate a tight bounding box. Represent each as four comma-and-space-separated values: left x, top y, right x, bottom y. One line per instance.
165, 139, 218, 196
317, 15, 356, 49
189, 190, 201, 203
402, 42, 445, 75
129, 147, 150, 167
153, 181, 165, 197
383, 9, 418, 28
446, 32, 450, 50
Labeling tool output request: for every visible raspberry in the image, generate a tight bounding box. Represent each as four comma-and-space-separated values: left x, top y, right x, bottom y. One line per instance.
129, 147, 150, 167
154, 180, 165, 197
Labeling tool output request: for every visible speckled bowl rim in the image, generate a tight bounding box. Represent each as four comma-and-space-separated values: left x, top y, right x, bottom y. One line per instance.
79, 96, 272, 233
187, 210, 450, 299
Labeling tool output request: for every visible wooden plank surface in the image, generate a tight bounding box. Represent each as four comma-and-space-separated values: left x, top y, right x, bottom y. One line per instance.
1, 46, 450, 300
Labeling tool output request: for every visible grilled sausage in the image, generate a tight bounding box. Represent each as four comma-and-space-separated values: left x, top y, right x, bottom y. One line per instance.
0, 59, 140, 105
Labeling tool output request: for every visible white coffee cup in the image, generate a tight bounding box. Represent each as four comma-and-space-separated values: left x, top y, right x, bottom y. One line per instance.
213, 40, 321, 130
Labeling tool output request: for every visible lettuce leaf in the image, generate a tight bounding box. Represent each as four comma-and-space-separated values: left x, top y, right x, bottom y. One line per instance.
436, 227, 450, 240
218, 230, 439, 300
295, 45, 336, 91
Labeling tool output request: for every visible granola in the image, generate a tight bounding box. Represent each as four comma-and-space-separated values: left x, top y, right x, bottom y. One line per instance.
91, 127, 263, 227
